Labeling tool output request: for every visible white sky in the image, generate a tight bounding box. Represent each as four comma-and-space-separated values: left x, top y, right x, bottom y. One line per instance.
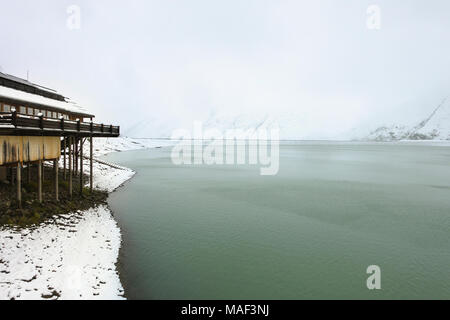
0, 0, 449, 138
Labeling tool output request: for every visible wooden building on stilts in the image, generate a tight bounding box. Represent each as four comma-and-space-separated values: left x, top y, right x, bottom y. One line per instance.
0, 72, 119, 207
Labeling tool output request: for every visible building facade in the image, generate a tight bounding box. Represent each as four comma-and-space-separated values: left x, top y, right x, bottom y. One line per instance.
0, 72, 119, 206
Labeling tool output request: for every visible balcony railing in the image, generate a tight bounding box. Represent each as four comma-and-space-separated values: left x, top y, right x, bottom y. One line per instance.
0, 111, 120, 137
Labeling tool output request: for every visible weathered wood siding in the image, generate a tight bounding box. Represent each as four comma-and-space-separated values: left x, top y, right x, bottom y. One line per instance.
0, 136, 60, 165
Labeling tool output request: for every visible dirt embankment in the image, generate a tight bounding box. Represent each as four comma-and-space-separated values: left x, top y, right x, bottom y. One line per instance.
0, 165, 107, 226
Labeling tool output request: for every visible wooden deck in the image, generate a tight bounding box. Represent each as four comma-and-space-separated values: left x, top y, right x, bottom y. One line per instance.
0, 111, 119, 137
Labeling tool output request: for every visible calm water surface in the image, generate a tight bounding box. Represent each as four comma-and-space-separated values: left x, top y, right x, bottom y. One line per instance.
105, 142, 450, 299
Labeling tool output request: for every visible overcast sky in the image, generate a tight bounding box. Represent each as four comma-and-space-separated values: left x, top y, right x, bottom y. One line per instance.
0, 0, 449, 138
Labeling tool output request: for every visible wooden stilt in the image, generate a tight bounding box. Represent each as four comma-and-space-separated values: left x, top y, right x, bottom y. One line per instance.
71, 138, 74, 177
38, 160, 42, 203
27, 162, 31, 184
80, 138, 84, 196
17, 162, 22, 209
76, 138, 79, 176
27, 144, 31, 184
63, 137, 66, 180
72, 138, 75, 176
69, 137, 73, 199
10, 167, 15, 185
75, 138, 78, 176
54, 159, 59, 202
42, 144, 45, 182
90, 136, 93, 193
72, 138, 75, 177
0, 167, 6, 182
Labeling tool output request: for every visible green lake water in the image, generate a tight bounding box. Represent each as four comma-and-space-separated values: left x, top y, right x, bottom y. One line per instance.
105, 142, 450, 299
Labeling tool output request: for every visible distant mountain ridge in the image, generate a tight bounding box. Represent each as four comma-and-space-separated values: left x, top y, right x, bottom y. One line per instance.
122, 98, 450, 142
366, 98, 450, 141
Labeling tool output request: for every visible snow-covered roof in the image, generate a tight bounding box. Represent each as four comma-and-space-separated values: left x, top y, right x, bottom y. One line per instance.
0, 83, 93, 117
0, 72, 59, 95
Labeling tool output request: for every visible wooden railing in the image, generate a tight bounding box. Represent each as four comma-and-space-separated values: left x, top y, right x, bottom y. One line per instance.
0, 111, 120, 137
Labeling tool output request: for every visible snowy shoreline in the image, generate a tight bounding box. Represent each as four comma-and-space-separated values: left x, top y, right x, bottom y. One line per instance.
0, 137, 173, 300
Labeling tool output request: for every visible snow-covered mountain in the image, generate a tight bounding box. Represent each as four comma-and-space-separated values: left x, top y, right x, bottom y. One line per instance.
366, 98, 450, 141
122, 111, 354, 141
122, 98, 450, 141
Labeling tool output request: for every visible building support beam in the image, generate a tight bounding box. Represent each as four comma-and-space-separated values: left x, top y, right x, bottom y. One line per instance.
17, 162, 22, 209
27, 144, 31, 184
0, 167, 6, 181
10, 167, 15, 186
74, 138, 78, 176
72, 138, 75, 177
63, 137, 67, 180
80, 138, 84, 196
54, 159, 59, 202
90, 136, 93, 193
27, 162, 31, 184
69, 137, 73, 199
42, 143, 45, 182
38, 160, 42, 203
72, 138, 75, 176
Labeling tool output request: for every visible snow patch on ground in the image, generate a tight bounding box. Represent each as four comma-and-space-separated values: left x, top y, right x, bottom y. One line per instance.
0, 206, 123, 300
83, 137, 175, 192
91, 137, 175, 157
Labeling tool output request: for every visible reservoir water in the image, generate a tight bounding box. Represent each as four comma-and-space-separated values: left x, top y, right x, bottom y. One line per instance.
105, 142, 450, 299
